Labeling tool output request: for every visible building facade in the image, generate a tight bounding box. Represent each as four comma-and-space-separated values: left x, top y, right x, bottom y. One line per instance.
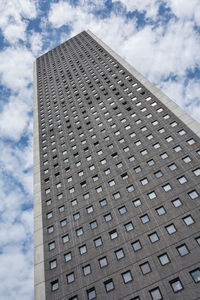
34, 30, 200, 300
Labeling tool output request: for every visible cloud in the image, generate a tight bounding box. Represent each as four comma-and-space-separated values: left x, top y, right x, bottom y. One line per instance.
112, 0, 161, 19
167, 0, 200, 26
0, 0, 38, 44
0, 93, 32, 141
0, 46, 34, 91
29, 32, 43, 56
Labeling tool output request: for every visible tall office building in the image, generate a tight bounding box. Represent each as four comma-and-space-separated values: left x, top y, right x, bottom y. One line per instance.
34, 30, 200, 300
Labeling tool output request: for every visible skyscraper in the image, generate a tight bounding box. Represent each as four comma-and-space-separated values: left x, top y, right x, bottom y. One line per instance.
34, 30, 200, 300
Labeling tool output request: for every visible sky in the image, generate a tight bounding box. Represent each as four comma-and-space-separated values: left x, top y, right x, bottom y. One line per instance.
0, 0, 199, 299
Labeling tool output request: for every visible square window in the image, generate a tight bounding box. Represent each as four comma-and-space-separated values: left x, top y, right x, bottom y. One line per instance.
99, 256, 108, 268
132, 240, 142, 251
62, 234, 69, 243
176, 244, 189, 256
129, 155, 135, 162
141, 149, 148, 155
165, 224, 176, 235
147, 159, 155, 166
87, 287, 96, 300
135, 140, 141, 146
92, 175, 98, 182
130, 132, 136, 138
170, 278, 183, 293
79, 244, 87, 255
113, 192, 121, 200
89, 165, 95, 170
96, 186, 102, 193
104, 279, 115, 292
172, 198, 182, 207
148, 191, 157, 200
59, 206, 65, 213
99, 199, 107, 207
47, 212, 52, 219
178, 129, 186, 135
48, 241, 55, 251
83, 264, 91, 276
104, 168, 111, 175
188, 190, 199, 199
60, 219, 67, 227
166, 136, 173, 142
187, 138, 195, 145
122, 271, 133, 283
178, 176, 187, 184
76, 227, 83, 236
115, 248, 125, 260
69, 187, 75, 194
158, 128, 165, 133
104, 213, 112, 222
73, 213, 80, 221
109, 229, 118, 240
156, 206, 166, 216
140, 214, 150, 224
153, 143, 160, 149
125, 222, 134, 232
158, 253, 170, 265
87, 206, 94, 214
50, 259, 57, 270
83, 192, 90, 200
162, 183, 172, 192
124, 146, 129, 152
174, 145, 182, 152
168, 163, 177, 171
51, 280, 59, 292
90, 220, 98, 229
64, 252, 72, 262
140, 262, 151, 275
154, 171, 163, 178
127, 185, 135, 192
160, 152, 168, 159
94, 237, 102, 247
149, 287, 162, 300
134, 166, 142, 173
108, 180, 115, 187
190, 268, 200, 283
46, 199, 51, 206
116, 162, 123, 168
67, 272, 75, 284
193, 168, 200, 176
140, 178, 149, 185
183, 215, 194, 226
149, 232, 159, 243
118, 206, 127, 215
133, 198, 142, 207
147, 134, 153, 140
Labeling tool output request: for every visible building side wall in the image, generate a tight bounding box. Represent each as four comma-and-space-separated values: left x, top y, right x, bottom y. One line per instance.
35, 31, 200, 300
33, 60, 46, 300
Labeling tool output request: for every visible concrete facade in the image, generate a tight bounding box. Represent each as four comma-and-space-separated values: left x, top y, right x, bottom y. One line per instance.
34, 31, 200, 300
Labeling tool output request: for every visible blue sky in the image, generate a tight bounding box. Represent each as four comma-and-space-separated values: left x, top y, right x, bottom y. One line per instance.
0, 0, 199, 299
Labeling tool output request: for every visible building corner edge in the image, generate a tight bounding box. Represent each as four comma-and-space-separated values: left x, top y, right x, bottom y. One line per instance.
33, 60, 46, 300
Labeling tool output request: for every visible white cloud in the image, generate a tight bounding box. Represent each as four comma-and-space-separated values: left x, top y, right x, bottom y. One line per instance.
29, 32, 43, 56
112, 0, 161, 19
0, 0, 38, 44
167, 0, 200, 26
0, 46, 34, 91
0, 246, 33, 300
0, 94, 32, 141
